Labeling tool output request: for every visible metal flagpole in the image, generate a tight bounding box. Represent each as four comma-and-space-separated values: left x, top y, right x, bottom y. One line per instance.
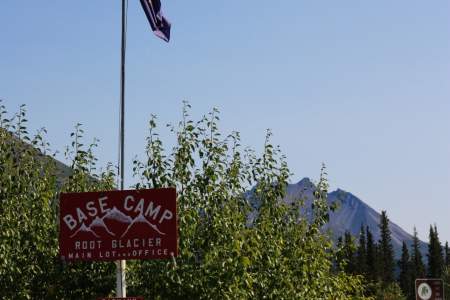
117, 0, 127, 297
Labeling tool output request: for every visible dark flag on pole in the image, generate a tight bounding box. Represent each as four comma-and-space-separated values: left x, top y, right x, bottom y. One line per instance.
140, 0, 171, 42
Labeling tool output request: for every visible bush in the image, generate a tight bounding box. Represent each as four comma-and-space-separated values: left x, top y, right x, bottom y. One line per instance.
0, 101, 366, 299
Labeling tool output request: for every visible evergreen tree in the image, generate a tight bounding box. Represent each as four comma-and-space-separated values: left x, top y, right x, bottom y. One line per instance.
445, 241, 450, 267
409, 227, 426, 300
442, 265, 450, 299
373, 243, 383, 282
410, 227, 426, 279
342, 231, 357, 274
356, 224, 367, 275
427, 225, 444, 278
398, 241, 412, 299
366, 226, 376, 281
378, 210, 395, 284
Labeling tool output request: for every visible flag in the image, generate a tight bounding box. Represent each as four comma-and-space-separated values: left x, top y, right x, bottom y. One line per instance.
140, 0, 171, 42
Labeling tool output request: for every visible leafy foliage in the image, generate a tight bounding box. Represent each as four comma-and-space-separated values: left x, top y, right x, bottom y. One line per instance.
0, 102, 116, 299
0, 104, 59, 299
0, 102, 367, 299
129, 104, 366, 299
372, 282, 406, 300
442, 265, 450, 298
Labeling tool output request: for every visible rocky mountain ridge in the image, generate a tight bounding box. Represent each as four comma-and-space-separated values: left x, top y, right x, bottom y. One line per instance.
286, 177, 428, 256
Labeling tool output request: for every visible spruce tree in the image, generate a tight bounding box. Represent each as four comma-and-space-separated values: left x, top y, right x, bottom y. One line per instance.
378, 210, 395, 283
408, 227, 426, 300
398, 241, 412, 299
366, 226, 376, 281
410, 227, 426, 279
343, 231, 357, 274
356, 224, 367, 275
373, 243, 383, 282
427, 225, 444, 278
445, 241, 449, 267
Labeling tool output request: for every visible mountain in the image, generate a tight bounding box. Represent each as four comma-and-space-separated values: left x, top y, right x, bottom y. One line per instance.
285, 178, 428, 257
0, 128, 74, 187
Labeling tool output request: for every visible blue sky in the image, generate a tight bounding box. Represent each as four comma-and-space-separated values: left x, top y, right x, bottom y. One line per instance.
1, 1, 449, 242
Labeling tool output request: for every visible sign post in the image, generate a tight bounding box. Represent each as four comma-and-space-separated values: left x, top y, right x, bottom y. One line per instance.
118, 0, 127, 296
415, 278, 444, 300
56, 0, 173, 297
59, 188, 178, 262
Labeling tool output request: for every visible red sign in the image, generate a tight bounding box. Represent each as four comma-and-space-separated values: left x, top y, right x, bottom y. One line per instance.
59, 188, 177, 261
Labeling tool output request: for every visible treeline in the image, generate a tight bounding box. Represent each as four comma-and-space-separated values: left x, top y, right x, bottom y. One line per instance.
0, 102, 369, 299
336, 211, 450, 299
4, 101, 449, 299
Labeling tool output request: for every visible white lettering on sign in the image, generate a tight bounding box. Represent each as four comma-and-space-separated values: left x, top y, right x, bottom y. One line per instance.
122, 196, 164, 221
111, 238, 162, 249
67, 252, 92, 259
134, 198, 144, 214
76, 208, 88, 223
63, 193, 174, 231
124, 195, 135, 211
86, 201, 97, 217
98, 196, 110, 214
159, 209, 173, 224
63, 196, 112, 230
75, 240, 102, 250
145, 202, 161, 220
63, 214, 77, 230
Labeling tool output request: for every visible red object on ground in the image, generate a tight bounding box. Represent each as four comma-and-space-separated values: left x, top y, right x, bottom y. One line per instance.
59, 188, 177, 261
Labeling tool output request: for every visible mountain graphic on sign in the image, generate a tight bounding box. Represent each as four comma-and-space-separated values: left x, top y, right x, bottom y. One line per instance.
102, 206, 133, 237
104, 206, 133, 223
70, 222, 100, 239
120, 213, 166, 238
89, 216, 116, 237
